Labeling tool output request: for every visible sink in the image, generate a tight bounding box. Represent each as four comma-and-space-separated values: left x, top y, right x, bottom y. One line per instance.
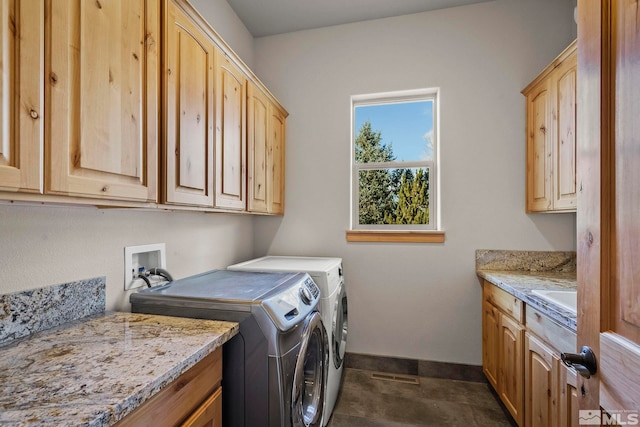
531, 289, 577, 314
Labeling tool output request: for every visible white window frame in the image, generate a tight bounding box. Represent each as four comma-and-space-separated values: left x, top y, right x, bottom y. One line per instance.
350, 88, 439, 231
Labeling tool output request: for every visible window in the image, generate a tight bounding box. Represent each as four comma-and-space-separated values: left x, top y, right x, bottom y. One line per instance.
349, 89, 440, 240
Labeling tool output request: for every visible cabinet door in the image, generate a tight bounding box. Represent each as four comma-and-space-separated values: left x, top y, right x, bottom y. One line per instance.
525, 332, 559, 427
46, 0, 158, 202
559, 362, 579, 427
0, 1, 43, 193
482, 300, 500, 390
181, 387, 222, 427
164, 0, 215, 206
215, 50, 246, 210
268, 104, 286, 214
500, 314, 524, 426
247, 82, 268, 212
552, 51, 577, 211
525, 79, 552, 212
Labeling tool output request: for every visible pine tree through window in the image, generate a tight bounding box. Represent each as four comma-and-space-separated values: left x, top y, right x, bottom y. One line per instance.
351, 89, 438, 230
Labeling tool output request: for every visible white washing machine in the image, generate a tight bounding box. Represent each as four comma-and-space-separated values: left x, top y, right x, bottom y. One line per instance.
228, 256, 348, 426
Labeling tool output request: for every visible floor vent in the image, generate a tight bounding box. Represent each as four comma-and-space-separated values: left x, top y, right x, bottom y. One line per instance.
370, 372, 420, 385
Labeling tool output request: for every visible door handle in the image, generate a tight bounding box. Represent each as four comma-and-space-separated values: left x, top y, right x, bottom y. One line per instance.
561, 346, 597, 379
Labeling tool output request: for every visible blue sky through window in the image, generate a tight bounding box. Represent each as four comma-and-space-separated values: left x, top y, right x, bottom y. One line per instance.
354, 100, 434, 162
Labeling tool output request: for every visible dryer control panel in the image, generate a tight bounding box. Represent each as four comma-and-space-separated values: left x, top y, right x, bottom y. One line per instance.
262, 273, 321, 332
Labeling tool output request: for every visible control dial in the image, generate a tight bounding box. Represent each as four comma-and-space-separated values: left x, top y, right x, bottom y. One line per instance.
299, 286, 313, 305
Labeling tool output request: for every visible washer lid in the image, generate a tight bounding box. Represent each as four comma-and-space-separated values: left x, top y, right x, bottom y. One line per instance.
131, 269, 298, 304
229, 256, 342, 275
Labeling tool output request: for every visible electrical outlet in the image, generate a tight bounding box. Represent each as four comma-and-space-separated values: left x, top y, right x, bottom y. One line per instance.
124, 243, 166, 290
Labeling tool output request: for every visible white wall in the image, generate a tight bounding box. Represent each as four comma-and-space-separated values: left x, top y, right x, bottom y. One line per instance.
0, 0, 256, 312
0, 205, 254, 310
253, 0, 577, 365
189, 0, 255, 68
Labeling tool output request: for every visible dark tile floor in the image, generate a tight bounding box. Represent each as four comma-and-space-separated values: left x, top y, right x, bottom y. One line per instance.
326, 368, 517, 427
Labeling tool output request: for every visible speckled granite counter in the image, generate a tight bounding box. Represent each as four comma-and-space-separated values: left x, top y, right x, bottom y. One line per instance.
0, 311, 238, 426
476, 250, 577, 331
0, 278, 239, 425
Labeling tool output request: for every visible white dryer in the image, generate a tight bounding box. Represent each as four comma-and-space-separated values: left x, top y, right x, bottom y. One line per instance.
228, 256, 348, 426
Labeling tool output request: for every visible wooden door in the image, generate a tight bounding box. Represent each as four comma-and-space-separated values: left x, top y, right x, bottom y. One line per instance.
247, 82, 268, 212
0, 1, 43, 193
163, 0, 215, 206
215, 50, 246, 210
525, 79, 552, 212
500, 314, 524, 426
46, 0, 158, 202
576, 0, 640, 420
482, 300, 500, 390
268, 103, 286, 214
552, 51, 577, 211
524, 333, 559, 427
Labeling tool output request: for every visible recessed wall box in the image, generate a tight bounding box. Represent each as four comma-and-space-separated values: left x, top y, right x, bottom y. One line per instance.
124, 243, 167, 290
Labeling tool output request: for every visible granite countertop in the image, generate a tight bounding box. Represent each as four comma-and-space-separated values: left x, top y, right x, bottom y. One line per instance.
476, 250, 577, 332
0, 311, 238, 427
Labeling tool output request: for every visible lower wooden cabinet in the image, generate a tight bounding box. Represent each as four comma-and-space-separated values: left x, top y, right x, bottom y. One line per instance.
482, 300, 500, 390
116, 348, 222, 427
482, 281, 579, 427
500, 314, 524, 424
559, 362, 579, 427
181, 387, 222, 427
482, 284, 524, 426
524, 332, 560, 427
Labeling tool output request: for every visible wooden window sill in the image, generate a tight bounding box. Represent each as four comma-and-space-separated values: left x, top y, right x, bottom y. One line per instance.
345, 230, 445, 243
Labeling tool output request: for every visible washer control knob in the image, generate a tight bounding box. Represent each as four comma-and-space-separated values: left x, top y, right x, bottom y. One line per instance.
299, 286, 313, 305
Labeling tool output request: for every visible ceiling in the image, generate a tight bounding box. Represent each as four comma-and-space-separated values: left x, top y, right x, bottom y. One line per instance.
226, 0, 496, 37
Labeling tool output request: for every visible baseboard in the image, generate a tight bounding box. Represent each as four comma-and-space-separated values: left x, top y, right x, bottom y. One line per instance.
344, 352, 486, 383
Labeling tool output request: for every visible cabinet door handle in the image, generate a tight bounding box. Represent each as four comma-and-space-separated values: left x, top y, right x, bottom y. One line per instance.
561, 346, 597, 379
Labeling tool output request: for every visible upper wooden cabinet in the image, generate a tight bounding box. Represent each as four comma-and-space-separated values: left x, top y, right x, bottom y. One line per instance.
269, 103, 286, 215
214, 49, 247, 210
0, 1, 43, 194
46, 0, 159, 202
523, 41, 577, 213
247, 82, 287, 214
163, 0, 215, 207
0, 0, 287, 213
247, 83, 269, 213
